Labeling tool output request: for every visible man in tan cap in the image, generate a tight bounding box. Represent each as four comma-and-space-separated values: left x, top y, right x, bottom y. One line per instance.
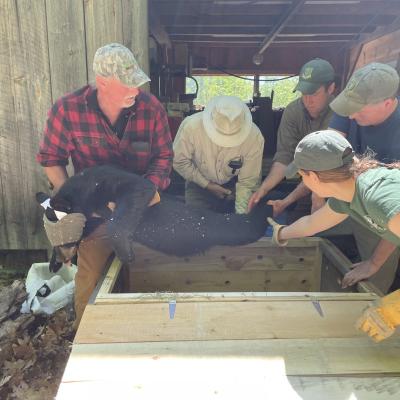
173, 95, 264, 214
37, 43, 173, 328
248, 58, 336, 214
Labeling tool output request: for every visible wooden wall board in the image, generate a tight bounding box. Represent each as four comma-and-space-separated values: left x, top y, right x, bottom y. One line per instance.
75, 299, 375, 344
1, 0, 51, 249
46, 0, 87, 101
349, 28, 400, 72
57, 339, 400, 399
84, 0, 124, 83
123, 0, 149, 80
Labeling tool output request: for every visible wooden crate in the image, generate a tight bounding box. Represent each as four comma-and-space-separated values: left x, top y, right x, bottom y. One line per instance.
57, 238, 400, 399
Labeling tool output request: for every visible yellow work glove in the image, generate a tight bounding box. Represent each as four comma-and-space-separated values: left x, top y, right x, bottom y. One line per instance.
356, 289, 400, 342
267, 217, 288, 246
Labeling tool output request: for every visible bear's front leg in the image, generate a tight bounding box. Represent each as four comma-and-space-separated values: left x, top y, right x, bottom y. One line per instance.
107, 224, 135, 264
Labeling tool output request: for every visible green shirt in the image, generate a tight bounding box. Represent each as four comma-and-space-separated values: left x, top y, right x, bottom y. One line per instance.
273, 97, 333, 165
328, 167, 400, 246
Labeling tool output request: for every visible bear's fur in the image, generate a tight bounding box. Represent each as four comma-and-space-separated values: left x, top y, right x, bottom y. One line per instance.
38, 165, 272, 271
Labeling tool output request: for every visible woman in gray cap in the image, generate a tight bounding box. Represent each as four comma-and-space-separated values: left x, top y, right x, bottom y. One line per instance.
268, 129, 400, 342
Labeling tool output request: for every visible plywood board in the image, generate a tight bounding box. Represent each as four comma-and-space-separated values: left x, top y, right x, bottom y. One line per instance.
57, 339, 400, 399
75, 299, 375, 344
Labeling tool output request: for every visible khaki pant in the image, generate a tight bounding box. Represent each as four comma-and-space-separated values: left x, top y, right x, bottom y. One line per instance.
73, 223, 113, 330
319, 219, 400, 294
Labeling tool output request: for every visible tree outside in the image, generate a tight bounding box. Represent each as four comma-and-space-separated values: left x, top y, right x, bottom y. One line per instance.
186, 75, 300, 108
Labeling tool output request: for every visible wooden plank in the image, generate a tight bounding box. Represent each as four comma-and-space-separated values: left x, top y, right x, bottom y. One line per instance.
0, 0, 17, 248
75, 299, 375, 343
84, 0, 124, 83
97, 257, 122, 296
2, 0, 51, 250
123, 0, 150, 79
320, 240, 384, 296
46, 0, 87, 101
128, 269, 320, 292
57, 339, 400, 399
95, 291, 379, 305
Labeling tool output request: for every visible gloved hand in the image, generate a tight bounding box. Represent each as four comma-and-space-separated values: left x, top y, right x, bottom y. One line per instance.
356, 290, 400, 342
267, 217, 288, 246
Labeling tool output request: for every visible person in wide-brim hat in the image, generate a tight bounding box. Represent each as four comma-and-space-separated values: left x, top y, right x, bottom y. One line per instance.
173, 95, 264, 214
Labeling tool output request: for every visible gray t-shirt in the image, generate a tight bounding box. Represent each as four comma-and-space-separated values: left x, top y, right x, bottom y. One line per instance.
273, 97, 333, 165
328, 167, 400, 246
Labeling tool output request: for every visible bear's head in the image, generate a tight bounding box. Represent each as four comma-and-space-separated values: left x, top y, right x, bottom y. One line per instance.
36, 192, 86, 272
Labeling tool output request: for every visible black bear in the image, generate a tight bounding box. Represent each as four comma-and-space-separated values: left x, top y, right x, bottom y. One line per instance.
37, 165, 272, 271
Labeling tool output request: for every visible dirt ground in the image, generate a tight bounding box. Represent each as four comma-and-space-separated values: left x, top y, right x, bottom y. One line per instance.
0, 279, 73, 400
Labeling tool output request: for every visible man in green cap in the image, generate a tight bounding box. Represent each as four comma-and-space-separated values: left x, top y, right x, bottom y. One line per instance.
322, 62, 400, 293
248, 58, 336, 213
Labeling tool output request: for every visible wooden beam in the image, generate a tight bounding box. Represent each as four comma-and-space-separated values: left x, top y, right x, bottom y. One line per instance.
160, 14, 395, 28
256, 0, 306, 56
168, 26, 375, 36
152, 1, 400, 17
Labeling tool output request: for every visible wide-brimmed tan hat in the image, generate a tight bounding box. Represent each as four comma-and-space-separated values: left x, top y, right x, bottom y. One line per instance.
202, 96, 253, 148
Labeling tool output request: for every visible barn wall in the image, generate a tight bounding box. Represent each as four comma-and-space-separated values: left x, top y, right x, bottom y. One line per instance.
347, 28, 400, 81
0, 0, 149, 250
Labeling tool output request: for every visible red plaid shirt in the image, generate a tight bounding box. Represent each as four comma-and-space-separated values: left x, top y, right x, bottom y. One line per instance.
37, 85, 173, 190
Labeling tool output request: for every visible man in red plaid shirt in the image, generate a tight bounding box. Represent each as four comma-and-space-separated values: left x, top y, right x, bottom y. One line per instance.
37, 43, 173, 328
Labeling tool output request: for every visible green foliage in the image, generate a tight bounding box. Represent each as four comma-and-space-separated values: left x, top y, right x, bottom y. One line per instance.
186, 75, 300, 108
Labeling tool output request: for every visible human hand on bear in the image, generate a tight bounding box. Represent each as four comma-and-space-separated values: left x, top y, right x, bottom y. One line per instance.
206, 182, 232, 200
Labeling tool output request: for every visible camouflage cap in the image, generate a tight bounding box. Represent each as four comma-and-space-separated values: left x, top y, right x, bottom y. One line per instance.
286, 130, 354, 179
93, 43, 150, 87
294, 58, 335, 95
43, 213, 87, 247
330, 63, 399, 116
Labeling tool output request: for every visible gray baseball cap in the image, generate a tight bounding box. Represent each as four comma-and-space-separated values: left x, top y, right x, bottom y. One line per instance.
286, 130, 354, 179
330, 63, 399, 116
93, 43, 150, 87
43, 213, 87, 247
294, 58, 335, 95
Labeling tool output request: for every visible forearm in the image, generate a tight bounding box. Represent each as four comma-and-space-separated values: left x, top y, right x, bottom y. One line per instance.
44, 166, 68, 192
280, 204, 348, 240
280, 181, 310, 208
173, 159, 209, 188
259, 162, 287, 194
369, 239, 398, 270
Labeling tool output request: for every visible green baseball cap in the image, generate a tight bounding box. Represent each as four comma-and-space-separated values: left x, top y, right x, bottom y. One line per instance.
93, 43, 150, 87
293, 58, 335, 95
330, 62, 399, 116
286, 130, 354, 179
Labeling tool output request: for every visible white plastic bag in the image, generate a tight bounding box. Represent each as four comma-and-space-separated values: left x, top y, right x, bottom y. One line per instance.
21, 262, 77, 315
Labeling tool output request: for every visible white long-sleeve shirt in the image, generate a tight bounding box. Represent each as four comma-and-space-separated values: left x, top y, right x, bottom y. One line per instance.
173, 112, 264, 213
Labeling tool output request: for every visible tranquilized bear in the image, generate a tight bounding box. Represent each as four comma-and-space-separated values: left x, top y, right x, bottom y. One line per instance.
37, 165, 272, 272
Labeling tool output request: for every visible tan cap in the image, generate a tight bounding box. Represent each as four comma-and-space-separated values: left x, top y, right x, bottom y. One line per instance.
93, 43, 150, 87
330, 63, 399, 116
